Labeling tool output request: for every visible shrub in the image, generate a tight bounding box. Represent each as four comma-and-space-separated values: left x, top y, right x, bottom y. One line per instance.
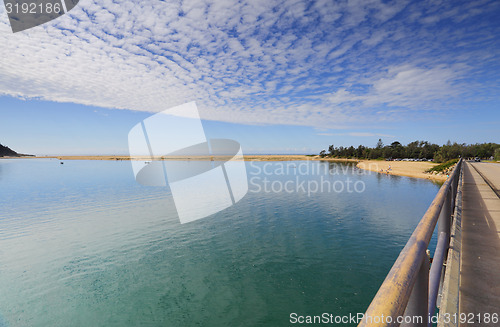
426, 159, 459, 173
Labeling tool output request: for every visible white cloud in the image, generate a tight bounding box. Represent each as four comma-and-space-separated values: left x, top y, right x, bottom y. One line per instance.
326, 65, 465, 112
0, 0, 498, 129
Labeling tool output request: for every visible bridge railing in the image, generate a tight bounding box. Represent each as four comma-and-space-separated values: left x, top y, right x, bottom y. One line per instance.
358, 158, 463, 327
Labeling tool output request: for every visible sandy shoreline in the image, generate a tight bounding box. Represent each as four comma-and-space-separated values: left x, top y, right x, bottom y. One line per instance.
356, 160, 448, 182
2, 155, 445, 181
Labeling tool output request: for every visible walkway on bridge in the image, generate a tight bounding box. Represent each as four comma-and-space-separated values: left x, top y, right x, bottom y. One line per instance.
460, 162, 500, 326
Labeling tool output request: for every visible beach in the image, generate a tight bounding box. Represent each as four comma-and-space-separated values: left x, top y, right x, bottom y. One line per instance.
356, 160, 448, 182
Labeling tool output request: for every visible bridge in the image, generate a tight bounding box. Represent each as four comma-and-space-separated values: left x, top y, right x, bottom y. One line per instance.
358, 160, 500, 327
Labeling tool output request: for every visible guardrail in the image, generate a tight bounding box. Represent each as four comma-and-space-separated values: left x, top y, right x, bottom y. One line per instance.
358, 158, 463, 327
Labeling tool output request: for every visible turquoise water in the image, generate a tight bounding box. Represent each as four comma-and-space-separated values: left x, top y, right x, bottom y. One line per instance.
0, 159, 441, 326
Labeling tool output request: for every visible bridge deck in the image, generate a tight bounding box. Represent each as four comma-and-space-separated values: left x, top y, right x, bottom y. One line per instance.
459, 162, 500, 326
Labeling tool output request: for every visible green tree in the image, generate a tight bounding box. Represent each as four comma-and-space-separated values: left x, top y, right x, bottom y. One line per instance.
495, 148, 500, 161
389, 141, 404, 158
376, 138, 384, 149
328, 145, 335, 157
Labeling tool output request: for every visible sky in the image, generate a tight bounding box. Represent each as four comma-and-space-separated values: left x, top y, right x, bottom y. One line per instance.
0, 0, 499, 155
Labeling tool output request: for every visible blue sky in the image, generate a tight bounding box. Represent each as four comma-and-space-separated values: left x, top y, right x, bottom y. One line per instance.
0, 0, 499, 155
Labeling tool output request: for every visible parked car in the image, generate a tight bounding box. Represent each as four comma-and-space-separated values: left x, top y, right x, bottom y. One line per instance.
474, 157, 481, 162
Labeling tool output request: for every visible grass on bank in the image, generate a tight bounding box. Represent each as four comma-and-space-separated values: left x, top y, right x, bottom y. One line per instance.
426, 159, 459, 173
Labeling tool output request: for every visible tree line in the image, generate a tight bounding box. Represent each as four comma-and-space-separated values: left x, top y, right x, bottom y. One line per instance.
319, 140, 500, 162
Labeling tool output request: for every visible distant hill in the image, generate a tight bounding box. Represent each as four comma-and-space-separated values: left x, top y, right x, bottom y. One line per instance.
0, 143, 22, 157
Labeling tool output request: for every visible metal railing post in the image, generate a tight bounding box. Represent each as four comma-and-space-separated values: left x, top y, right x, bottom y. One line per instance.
438, 188, 451, 245
450, 166, 459, 217
428, 232, 448, 322
402, 250, 430, 327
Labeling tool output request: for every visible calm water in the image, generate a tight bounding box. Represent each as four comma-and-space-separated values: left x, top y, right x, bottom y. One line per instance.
0, 159, 441, 327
